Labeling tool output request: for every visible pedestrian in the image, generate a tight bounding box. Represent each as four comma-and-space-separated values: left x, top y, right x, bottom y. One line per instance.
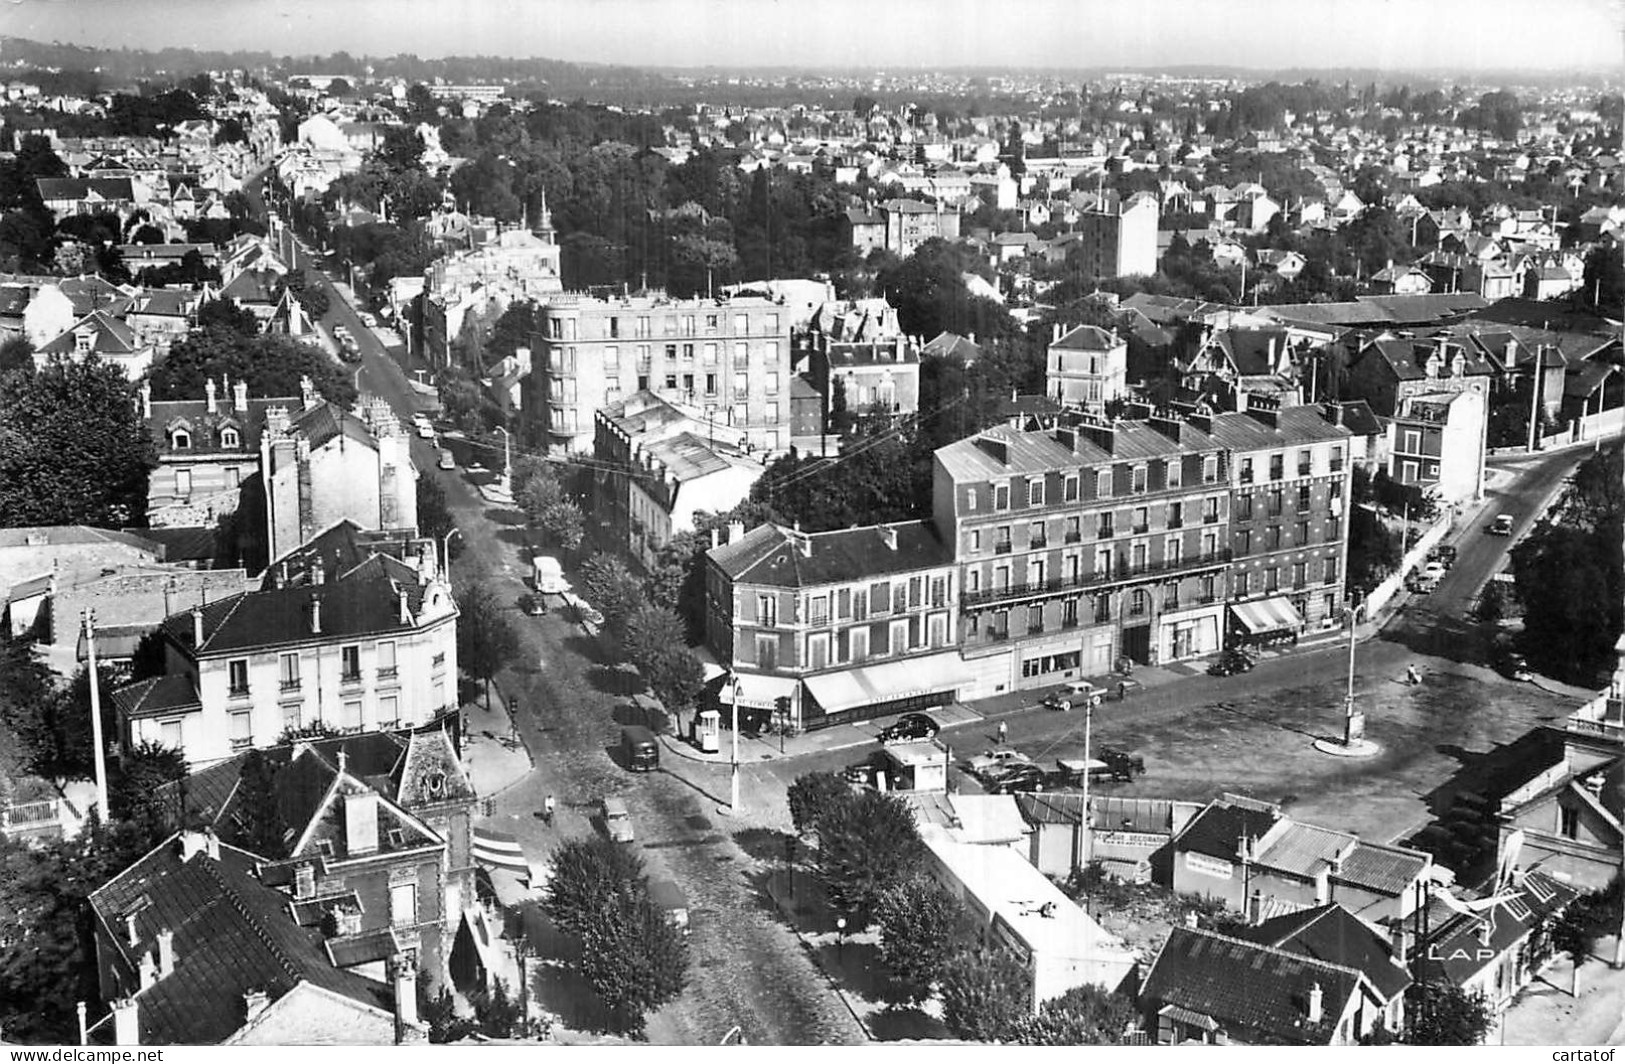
1118, 680, 1128, 701
1406, 664, 1421, 685
997, 720, 1009, 744
543, 794, 555, 824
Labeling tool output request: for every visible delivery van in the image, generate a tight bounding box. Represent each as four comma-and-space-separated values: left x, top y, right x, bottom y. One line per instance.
532, 555, 566, 594
621, 725, 660, 772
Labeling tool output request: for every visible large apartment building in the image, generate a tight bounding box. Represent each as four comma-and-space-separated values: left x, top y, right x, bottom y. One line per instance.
933, 415, 1233, 697
932, 403, 1353, 698
527, 292, 793, 456
1070, 191, 1159, 279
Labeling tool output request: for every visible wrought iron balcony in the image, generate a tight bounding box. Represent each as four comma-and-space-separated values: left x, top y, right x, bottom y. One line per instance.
961, 548, 1233, 610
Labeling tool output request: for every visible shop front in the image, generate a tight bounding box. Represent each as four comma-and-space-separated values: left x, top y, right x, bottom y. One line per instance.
1157, 602, 1226, 663
1228, 596, 1304, 648
801, 650, 971, 730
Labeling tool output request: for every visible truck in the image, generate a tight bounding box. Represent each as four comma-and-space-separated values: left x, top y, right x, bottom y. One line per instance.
532, 555, 567, 594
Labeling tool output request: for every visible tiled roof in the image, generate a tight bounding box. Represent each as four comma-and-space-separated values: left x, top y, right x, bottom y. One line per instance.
1175, 798, 1281, 862
37, 310, 139, 355
708, 520, 951, 588
87, 835, 394, 1044
934, 416, 1233, 482
1051, 324, 1121, 351
1236, 904, 1409, 1003
110, 674, 202, 721
1333, 841, 1431, 897
127, 526, 218, 564
146, 394, 296, 455
1417, 871, 1580, 984
287, 401, 378, 452
1253, 821, 1351, 878
1142, 926, 1361, 1045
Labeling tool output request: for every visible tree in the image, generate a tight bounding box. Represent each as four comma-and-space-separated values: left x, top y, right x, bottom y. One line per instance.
1399, 980, 1493, 1045
577, 889, 690, 1036
939, 942, 1034, 1042
621, 604, 704, 716
576, 553, 646, 642
148, 326, 357, 410
233, 749, 289, 857
1013, 983, 1138, 1045
874, 875, 963, 1005
541, 835, 648, 936
415, 476, 463, 561
0, 356, 157, 528
786, 770, 852, 837
1582, 244, 1624, 313
641, 645, 705, 721
109, 740, 186, 837
195, 298, 260, 335
813, 789, 924, 927
455, 582, 520, 711
514, 458, 585, 555
0, 335, 33, 377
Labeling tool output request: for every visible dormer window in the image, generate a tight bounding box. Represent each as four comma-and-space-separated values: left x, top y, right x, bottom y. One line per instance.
220, 427, 240, 449
171, 429, 191, 450
75, 332, 93, 353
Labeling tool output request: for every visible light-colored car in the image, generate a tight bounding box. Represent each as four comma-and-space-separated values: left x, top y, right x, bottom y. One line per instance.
437, 449, 455, 471
358, 311, 378, 328
966, 748, 1035, 776
1421, 561, 1447, 583
1044, 680, 1108, 710
416, 422, 436, 440
601, 797, 634, 843
1489, 514, 1515, 536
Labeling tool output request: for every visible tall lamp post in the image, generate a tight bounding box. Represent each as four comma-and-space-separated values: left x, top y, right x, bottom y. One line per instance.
81, 610, 110, 823
728, 674, 742, 815
440, 527, 461, 581
495, 426, 513, 496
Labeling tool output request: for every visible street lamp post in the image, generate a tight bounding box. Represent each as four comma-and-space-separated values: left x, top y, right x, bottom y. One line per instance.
835, 916, 847, 964
495, 426, 512, 495
81, 610, 110, 824
440, 527, 461, 581
729, 675, 742, 815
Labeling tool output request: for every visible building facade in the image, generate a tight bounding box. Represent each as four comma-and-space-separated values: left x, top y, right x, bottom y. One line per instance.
1385, 389, 1487, 506
703, 521, 966, 731
1071, 191, 1159, 278
1046, 324, 1129, 410
527, 292, 793, 456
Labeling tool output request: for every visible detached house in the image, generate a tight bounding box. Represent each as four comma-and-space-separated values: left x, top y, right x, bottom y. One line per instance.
33, 309, 154, 380
1046, 324, 1128, 411
110, 546, 458, 768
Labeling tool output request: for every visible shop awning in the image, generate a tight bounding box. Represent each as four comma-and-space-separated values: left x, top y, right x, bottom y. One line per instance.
718, 672, 800, 709
803, 652, 973, 715
1230, 596, 1303, 635
471, 826, 532, 880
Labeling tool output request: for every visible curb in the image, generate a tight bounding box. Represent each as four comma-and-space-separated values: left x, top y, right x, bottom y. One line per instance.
765, 875, 876, 1043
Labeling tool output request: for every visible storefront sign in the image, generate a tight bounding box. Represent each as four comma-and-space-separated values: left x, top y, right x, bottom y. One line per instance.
1096, 830, 1166, 849
1186, 852, 1234, 880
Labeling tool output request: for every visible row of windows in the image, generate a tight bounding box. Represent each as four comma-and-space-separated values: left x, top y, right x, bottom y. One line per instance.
1235, 520, 1342, 554
169, 426, 241, 450
547, 310, 784, 341
226, 641, 407, 695
167, 465, 242, 497
1233, 557, 1341, 596
1234, 480, 1342, 520
966, 499, 1225, 554
1237, 445, 1347, 485
965, 540, 1227, 592
757, 574, 952, 627
970, 458, 1223, 512
550, 341, 785, 374
754, 611, 953, 669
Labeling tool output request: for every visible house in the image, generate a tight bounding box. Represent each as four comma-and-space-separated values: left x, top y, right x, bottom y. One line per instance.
34, 176, 138, 222
1016, 792, 1202, 880
1171, 794, 1433, 926
87, 830, 425, 1045
1139, 924, 1386, 1045
1177, 327, 1302, 410
592, 391, 766, 572
1233, 903, 1412, 1028
921, 330, 982, 366
703, 520, 966, 732
922, 829, 1137, 1010
1385, 388, 1487, 505
262, 397, 420, 566
1046, 324, 1129, 411
1255, 250, 1306, 281
1343, 334, 1494, 419
155, 727, 479, 988
808, 338, 922, 419
1369, 262, 1433, 296
843, 207, 886, 255
1415, 869, 1580, 1014
33, 310, 155, 380
110, 544, 459, 768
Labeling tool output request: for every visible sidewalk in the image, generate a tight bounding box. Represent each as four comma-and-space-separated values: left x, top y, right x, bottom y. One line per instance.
654, 698, 986, 766
1500, 936, 1625, 1046
462, 684, 534, 801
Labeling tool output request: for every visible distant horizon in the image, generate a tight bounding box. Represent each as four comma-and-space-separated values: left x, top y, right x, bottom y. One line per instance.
6, 0, 1621, 74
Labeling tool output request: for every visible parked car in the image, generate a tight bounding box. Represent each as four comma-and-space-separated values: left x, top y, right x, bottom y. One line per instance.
1492, 637, 1534, 682
1042, 680, 1107, 711
1207, 646, 1256, 677
620, 725, 659, 772
1489, 514, 1515, 536
985, 764, 1047, 794
1429, 545, 1458, 570
842, 752, 887, 788
415, 422, 436, 440
1096, 745, 1146, 781
437, 449, 456, 470
878, 713, 940, 743
966, 748, 1034, 777
358, 311, 378, 328
601, 797, 634, 842
649, 878, 690, 934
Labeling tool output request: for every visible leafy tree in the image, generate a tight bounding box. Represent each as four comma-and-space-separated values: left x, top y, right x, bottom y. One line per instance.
195, 298, 260, 335
1583, 244, 1624, 313
415, 475, 463, 561
540, 835, 648, 938
1399, 980, 1493, 1045
786, 770, 851, 837
233, 749, 289, 857
1474, 580, 1506, 625
577, 888, 690, 1036
148, 326, 357, 409
514, 456, 585, 555
1012, 983, 1138, 1045
939, 942, 1034, 1042
418, 969, 477, 1044
455, 581, 521, 711
1346, 506, 1402, 597
0, 335, 33, 377
813, 788, 924, 927
109, 740, 186, 837
0, 356, 157, 528
576, 553, 646, 642
640, 645, 705, 721
621, 604, 688, 676
0, 630, 55, 777
874, 875, 963, 1005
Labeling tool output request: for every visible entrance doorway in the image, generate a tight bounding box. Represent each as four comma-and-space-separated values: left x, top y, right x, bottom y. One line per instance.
1122, 624, 1152, 665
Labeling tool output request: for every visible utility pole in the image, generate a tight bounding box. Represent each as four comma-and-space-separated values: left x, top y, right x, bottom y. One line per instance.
730, 676, 742, 814
1527, 345, 1543, 453
82, 610, 110, 824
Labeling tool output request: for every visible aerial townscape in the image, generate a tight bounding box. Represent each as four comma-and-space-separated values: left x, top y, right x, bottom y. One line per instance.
1, 0, 1623, 1049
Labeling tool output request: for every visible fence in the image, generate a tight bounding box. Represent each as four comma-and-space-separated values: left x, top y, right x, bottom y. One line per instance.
1486, 407, 1625, 457
1362, 511, 1453, 619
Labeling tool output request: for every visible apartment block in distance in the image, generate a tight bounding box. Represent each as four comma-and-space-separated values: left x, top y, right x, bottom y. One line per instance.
1071, 191, 1159, 278
527, 291, 793, 456
933, 414, 1234, 697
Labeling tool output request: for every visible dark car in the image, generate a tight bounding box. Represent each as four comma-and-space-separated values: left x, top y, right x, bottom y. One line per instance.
879, 713, 940, 743
1207, 647, 1256, 677
1430, 544, 1459, 569
842, 752, 888, 787
984, 764, 1047, 794
1097, 745, 1146, 781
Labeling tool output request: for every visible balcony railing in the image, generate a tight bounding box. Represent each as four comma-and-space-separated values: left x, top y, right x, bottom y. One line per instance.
1239, 471, 1254, 484
1030, 535, 1048, 549
1298, 465, 1312, 477
1064, 531, 1082, 544
994, 541, 1012, 555
230, 736, 253, 751
1204, 513, 1220, 524
987, 629, 1010, 642
962, 549, 1233, 610
1168, 517, 1184, 529
340, 671, 363, 686
228, 685, 250, 699
1132, 524, 1149, 535
1061, 615, 1080, 629
280, 679, 301, 692
1099, 526, 1115, 539
1330, 459, 1345, 473
1028, 623, 1045, 635
377, 666, 398, 680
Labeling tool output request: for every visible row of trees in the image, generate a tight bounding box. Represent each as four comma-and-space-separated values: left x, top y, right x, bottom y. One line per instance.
576, 554, 706, 722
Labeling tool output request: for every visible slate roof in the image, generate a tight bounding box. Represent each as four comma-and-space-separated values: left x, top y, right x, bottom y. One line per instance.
287, 401, 379, 451
109, 674, 203, 721
1235, 904, 1411, 1002
1327, 400, 1383, 438
35, 176, 135, 202
128, 526, 218, 565
36, 310, 140, 355
146, 393, 300, 456
708, 520, 951, 587
1203, 329, 1290, 376
922, 331, 982, 362
1174, 797, 1282, 862
157, 556, 435, 658
1417, 871, 1579, 985
264, 520, 428, 589
87, 835, 394, 1045
1141, 926, 1359, 1045
219, 266, 281, 304
824, 341, 920, 368
1052, 324, 1122, 351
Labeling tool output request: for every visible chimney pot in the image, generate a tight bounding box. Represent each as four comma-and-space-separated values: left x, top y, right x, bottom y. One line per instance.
1307, 981, 1324, 1024
310, 596, 322, 634
391, 953, 419, 1041
399, 590, 411, 625
191, 606, 204, 647
156, 928, 175, 977
243, 989, 271, 1023
112, 998, 140, 1046
728, 520, 745, 544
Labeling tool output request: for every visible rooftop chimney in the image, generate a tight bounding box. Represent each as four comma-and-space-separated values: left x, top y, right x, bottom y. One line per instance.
139, 380, 151, 420
710, 528, 720, 550
344, 791, 379, 855
1306, 982, 1324, 1025
399, 590, 411, 625
879, 525, 898, 550
233, 378, 249, 413
112, 998, 140, 1047
1248, 889, 1264, 926
309, 596, 322, 635
191, 606, 204, 647
124, 911, 140, 946
391, 953, 420, 1043
1389, 921, 1409, 969
155, 928, 175, 978
205, 377, 217, 411
243, 989, 271, 1023
974, 434, 1010, 464
300, 374, 317, 411
138, 952, 159, 991
311, 560, 326, 586
728, 520, 745, 544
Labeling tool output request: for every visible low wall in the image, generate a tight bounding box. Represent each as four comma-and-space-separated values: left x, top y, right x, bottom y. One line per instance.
1363, 512, 1452, 618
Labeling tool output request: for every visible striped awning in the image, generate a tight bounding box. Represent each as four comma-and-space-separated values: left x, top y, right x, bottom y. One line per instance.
1229, 596, 1303, 635
471, 826, 531, 879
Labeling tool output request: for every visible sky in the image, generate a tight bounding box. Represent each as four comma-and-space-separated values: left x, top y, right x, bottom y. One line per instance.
5, 0, 1623, 72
